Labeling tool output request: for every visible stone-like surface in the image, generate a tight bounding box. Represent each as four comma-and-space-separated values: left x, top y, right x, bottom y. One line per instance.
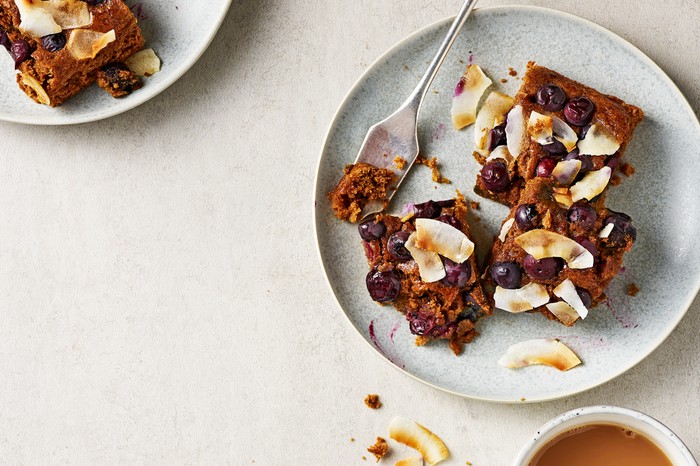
0, 0, 697, 464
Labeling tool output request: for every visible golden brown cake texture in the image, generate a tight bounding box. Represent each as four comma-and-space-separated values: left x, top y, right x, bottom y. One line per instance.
475, 62, 644, 206
0, 0, 144, 106
362, 194, 492, 355
327, 162, 396, 223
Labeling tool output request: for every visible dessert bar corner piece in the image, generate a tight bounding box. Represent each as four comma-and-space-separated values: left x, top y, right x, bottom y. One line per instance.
0, 0, 146, 106
487, 177, 636, 326
360, 193, 492, 355
474, 61, 644, 207
327, 162, 396, 223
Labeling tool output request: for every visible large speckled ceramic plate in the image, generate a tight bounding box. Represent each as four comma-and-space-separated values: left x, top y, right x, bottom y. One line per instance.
314, 6, 700, 402
0, 0, 232, 125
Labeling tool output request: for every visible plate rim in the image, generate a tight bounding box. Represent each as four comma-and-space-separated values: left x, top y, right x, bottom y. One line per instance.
313, 4, 700, 403
0, 0, 234, 126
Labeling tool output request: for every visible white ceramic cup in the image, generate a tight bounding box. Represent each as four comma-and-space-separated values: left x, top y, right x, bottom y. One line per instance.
512, 406, 698, 466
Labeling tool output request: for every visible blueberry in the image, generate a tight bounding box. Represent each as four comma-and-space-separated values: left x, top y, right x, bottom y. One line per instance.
564, 149, 592, 176
358, 217, 386, 241
10, 39, 31, 69
577, 288, 593, 308
542, 139, 567, 155
604, 211, 637, 247
480, 161, 510, 193
407, 312, 434, 335
84, 0, 107, 5
366, 269, 400, 302
387, 230, 412, 261
41, 33, 66, 52
488, 123, 507, 150
413, 200, 440, 219
579, 124, 592, 140
515, 204, 539, 230
564, 96, 596, 126
436, 214, 461, 230
536, 157, 558, 177
0, 29, 10, 52
441, 258, 471, 287
435, 199, 456, 208
491, 262, 522, 289
567, 203, 598, 229
535, 84, 567, 111
523, 255, 562, 281
575, 236, 599, 258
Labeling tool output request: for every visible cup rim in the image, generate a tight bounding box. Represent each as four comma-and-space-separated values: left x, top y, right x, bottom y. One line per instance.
512, 405, 698, 466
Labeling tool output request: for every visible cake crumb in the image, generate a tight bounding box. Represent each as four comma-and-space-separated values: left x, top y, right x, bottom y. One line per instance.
416, 155, 451, 184
364, 394, 382, 409
500, 78, 508, 83
351, 437, 355, 442
467, 462, 473, 465
432, 89, 439, 94
620, 162, 635, 177
508, 67, 517, 76
367, 437, 389, 462
403, 65, 409, 71
394, 156, 407, 170
610, 175, 622, 186
627, 283, 640, 296
362, 456, 367, 461
470, 201, 480, 210
520, 397, 526, 402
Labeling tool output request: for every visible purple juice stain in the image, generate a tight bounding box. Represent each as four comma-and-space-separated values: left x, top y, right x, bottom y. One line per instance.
454, 77, 465, 97
431, 123, 446, 142
389, 319, 401, 344
368, 320, 386, 354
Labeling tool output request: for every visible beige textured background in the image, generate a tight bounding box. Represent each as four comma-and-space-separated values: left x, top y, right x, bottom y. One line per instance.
0, 0, 698, 464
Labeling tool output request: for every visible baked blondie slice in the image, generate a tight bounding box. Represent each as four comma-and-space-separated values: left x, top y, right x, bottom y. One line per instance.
474, 62, 643, 206
361, 194, 492, 355
328, 162, 396, 223
486, 177, 636, 326
0, 0, 144, 106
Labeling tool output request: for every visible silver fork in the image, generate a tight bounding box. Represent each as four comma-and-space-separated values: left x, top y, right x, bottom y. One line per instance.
355, 0, 478, 218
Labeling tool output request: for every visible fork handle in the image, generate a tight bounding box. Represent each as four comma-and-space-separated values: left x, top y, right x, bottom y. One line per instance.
402, 0, 478, 113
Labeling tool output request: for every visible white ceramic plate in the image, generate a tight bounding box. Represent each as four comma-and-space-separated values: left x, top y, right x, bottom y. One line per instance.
314, 6, 700, 402
0, 0, 233, 125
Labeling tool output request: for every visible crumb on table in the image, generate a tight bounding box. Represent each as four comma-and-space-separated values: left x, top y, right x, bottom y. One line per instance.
627, 283, 640, 296
393, 156, 406, 170
508, 67, 517, 76
500, 78, 508, 83
610, 175, 622, 186
416, 155, 451, 184
620, 162, 636, 177
367, 437, 389, 462
364, 394, 382, 409
469, 201, 480, 210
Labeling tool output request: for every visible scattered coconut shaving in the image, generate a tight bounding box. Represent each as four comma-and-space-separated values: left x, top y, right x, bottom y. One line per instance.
389, 417, 449, 466
499, 338, 582, 371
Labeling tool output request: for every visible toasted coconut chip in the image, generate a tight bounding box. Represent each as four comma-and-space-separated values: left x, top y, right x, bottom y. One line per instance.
125, 48, 161, 77
396, 457, 424, 466
16, 0, 61, 37
405, 232, 445, 283
19, 73, 50, 105
515, 229, 594, 269
570, 166, 612, 203
553, 279, 589, 319
546, 301, 580, 326
485, 145, 514, 165
598, 223, 614, 238
577, 124, 620, 156
552, 188, 573, 208
551, 115, 578, 152
66, 28, 115, 60
389, 417, 450, 466
552, 159, 582, 186
505, 105, 526, 157
451, 64, 492, 130
45, 0, 91, 29
414, 218, 474, 264
498, 218, 515, 242
528, 111, 553, 145
474, 91, 514, 151
498, 338, 582, 371
494, 283, 550, 313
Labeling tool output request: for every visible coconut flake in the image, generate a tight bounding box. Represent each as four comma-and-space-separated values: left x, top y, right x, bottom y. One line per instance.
414, 218, 474, 264
494, 283, 550, 313
66, 28, 115, 60
552, 188, 573, 208
485, 145, 514, 165
546, 302, 580, 326
45, 0, 91, 29
125, 48, 161, 77
498, 339, 582, 371
577, 124, 620, 156
451, 64, 492, 129
505, 105, 526, 158
598, 223, 614, 239
498, 218, 515, 242
396, 457, 424, 466
474, 91, 514, 151
19, 73, 50, 105
551, 159, 582, 186
405, 232, 445, 283
515, 229, 594, 269
551, 115, 578, 152
528, 111, 553, 145
570, 167, 612, 203
15, 0, 61, 37
389, 417, 450, 466
553, 279, 589, 319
